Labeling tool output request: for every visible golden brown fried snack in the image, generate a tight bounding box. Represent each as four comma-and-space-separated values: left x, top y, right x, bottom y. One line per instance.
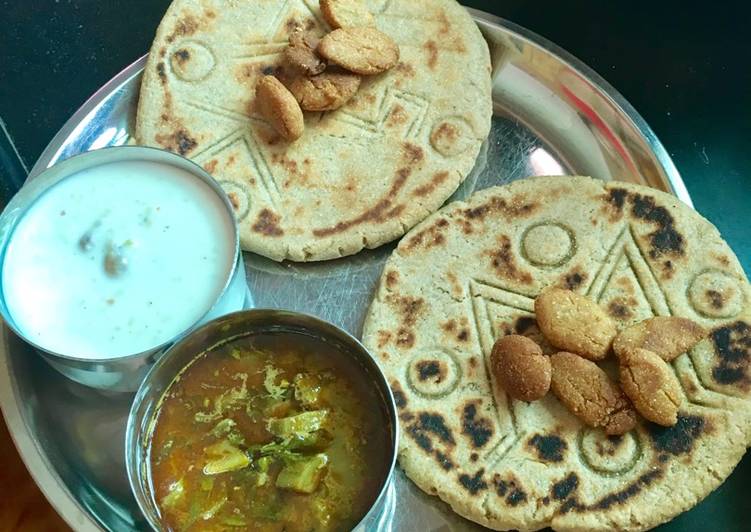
550, 351, 636, 435
535, 288, 617, 361
613, 317, 706, 362
288, 71, 361, 111
318, 27, 399, 75
285, 28, 326, 76
619, 348, 682, 426
320, 0, 375, 29
490, 335, 551, 402
255, 76, 305, 141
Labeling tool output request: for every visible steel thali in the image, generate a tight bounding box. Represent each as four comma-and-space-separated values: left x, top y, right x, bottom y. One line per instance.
0, 8, 694, 532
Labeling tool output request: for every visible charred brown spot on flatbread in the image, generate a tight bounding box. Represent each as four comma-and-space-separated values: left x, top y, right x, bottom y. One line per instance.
461, 402, 493, 448
606, 188, 628, 212
251, 209, 284, 237
608, 298, 635, 320
406, 413, 456, 471
390, 380, 407, 409
203, 159, 218, 174
385, 270, 399, 289
629, 193, 685, 259
396, 328, 415, 348
661, 259, 675, 278
461, 196, 539, 230
155, 128, 197, 156
435, 450, 455, 471
710, 321, 751, 387
167, 14, 199, 43
552, 472, 579, 501
312, 167, 412, 237
404, 217, 449, 251
486, 235, 533, 284
227, 192, 241, 210
390, 294, 424, 328
411, 412, 454, 445
445, 270, 463, 298
600, 187, 629, 223
560, 269, 587, 290
493, 474, 527, 506
414, 171, 450, 197
459, 469, 487, 495
156, 62, 167, 83
527, 434, 567, 462
441, 318, 470, 342
173, 48, 190, 64
707, 290, 725, 309
424, 40, 439, 69
558, 498, 585, 514
417, 360, 446, 383
436, 9, 451, 33
376, 330, 391, 348
596, 435, 627, 457
647, 414, 706, 455
402, 142, 424, 165
394, 61, 416, 77
591, 469, 662, 511
386, 104, 408, 127
714, 254, 731, 267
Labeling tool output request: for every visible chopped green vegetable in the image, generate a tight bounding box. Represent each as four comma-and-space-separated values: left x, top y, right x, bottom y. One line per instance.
210, 418, 235, 437
257, 455, 271, 473
210, 418, 245, 447
249, 440, 302, 462
161, 479, 185, 509
275, 453, 329, 494
254, 455, 272, 486
203, 440, 251, 475
201, 496, 228, 520
293, 373, 322, 407
263, 364, 289, 400
221, 515, 248, 527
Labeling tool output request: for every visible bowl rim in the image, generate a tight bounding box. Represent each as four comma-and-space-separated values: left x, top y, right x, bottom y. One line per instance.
125, 308, 400, 531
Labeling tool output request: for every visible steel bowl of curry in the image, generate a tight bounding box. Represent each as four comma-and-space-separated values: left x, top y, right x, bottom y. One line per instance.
125, 309, 398, 531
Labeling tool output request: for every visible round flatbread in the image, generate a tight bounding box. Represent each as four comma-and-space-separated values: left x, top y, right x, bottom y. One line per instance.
363, 176, 751, 530
135, 0, 492, 261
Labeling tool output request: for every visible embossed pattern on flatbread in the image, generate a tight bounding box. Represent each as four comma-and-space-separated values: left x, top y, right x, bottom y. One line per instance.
135, 0, 492, 261
363, 176, 751, 531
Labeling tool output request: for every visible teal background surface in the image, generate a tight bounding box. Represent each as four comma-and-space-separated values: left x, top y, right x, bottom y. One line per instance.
0, 1, 748, 530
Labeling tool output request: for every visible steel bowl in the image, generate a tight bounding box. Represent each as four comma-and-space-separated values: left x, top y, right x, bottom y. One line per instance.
0, 146, 248, 391
125, 309, 399, 531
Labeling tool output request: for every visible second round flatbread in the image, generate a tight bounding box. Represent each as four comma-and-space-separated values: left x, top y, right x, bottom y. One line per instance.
135, 0, 492, 261
363, 176, 751, 530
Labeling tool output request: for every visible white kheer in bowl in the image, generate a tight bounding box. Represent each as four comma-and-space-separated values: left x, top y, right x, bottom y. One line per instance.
0, 146, 247, 391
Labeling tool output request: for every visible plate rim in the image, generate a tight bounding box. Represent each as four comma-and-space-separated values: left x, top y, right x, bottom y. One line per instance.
2, 8, 694, 532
